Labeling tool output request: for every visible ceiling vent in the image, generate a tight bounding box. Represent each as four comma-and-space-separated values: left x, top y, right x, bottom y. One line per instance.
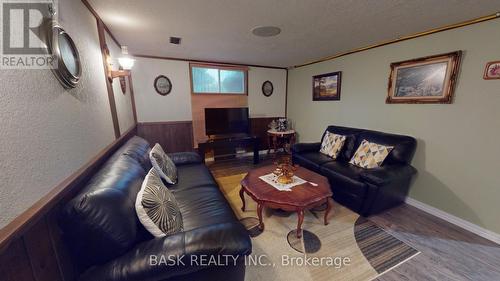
251, 26, 281, 37
170, 37, 181, 45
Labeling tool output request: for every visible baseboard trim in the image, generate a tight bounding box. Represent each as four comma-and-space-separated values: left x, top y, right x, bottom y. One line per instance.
405, 197, 500, 245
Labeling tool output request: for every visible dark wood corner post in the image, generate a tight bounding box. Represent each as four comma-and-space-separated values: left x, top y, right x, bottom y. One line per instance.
96, 19, 121, 139
128, 74, 138, 124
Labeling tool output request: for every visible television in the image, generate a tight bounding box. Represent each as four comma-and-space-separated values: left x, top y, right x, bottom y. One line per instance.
205, 107, 249, 136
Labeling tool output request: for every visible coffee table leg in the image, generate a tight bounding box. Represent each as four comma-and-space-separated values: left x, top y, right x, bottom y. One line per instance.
257, 203, 264, 231
324, 197, 333, 225
239, 187, 246, 212
297, 209, 304, 238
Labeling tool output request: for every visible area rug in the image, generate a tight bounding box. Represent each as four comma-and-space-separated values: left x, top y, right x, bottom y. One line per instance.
216, 173, 419, 281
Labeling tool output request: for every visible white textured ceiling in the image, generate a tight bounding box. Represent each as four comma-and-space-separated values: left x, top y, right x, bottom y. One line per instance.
88, 0, 500, 67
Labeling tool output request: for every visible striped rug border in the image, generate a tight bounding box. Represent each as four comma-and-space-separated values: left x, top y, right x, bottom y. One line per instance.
354, 217, 420, 277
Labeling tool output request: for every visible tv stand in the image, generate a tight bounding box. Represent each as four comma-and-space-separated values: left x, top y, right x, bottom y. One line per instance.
198, 135, 260, 164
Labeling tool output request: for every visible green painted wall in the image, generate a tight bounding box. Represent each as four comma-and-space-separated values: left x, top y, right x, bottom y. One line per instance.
287, 19, 500, 234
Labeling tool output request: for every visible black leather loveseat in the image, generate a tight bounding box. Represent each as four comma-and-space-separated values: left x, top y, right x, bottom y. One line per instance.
60, 136, 251, 281
292, 125, 417, 216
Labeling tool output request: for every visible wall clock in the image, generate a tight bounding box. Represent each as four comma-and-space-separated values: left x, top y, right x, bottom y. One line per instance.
154, 75, 172, 95
262, 80, 273, 97
43, 20, 82, 89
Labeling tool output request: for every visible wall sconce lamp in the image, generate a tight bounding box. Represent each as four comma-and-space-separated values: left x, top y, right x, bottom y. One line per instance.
106, 45, 135, 83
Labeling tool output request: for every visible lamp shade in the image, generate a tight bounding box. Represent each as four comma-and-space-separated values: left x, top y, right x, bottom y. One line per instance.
118, 57, 135, 70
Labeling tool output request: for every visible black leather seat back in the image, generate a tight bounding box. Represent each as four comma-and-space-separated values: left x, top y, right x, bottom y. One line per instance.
323, 126, 416, 165
357, 131, 416, 165
60, 136, 151, 268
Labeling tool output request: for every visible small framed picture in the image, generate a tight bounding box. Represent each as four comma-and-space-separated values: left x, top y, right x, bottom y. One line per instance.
312, 71, 341, 101
483, 61, 500, 80
387, 51, 462, 104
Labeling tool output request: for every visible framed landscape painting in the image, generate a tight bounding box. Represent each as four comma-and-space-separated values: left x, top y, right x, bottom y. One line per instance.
313, 71, 342, 101
387, 51, 462, 104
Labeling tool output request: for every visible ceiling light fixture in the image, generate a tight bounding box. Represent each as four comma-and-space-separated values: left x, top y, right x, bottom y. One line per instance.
117, 46, 135, 70
252, 26, 281, 37
106, 45, 134, 85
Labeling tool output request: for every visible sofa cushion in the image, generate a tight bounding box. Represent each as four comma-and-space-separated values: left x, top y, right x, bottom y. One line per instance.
293, 152, 335, 172
61, 154, 148, 267
120, 136, 152, 171
136, 168, 184, 237
150, 143, 178, 184
320, 162, 367, 198
319, 131, 346, 159
169, 163, 238, 231
172, 184, 237, 231
323, 126, 364, 161
349, 139, 394, 169
356, 131, 416, 165
175, 164, 218, 189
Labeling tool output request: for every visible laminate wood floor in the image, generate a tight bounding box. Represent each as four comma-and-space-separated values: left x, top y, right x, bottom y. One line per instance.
207, 155, 500, 281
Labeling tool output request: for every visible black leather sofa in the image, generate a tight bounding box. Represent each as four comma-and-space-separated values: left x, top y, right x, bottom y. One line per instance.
59, 136, 251, 281
292, 125, 417, 216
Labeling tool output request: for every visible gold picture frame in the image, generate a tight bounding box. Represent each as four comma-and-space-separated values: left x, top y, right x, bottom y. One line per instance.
387, 51, 462, 104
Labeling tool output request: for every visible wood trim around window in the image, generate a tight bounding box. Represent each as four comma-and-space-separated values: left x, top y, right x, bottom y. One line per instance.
189, 63, 249, 95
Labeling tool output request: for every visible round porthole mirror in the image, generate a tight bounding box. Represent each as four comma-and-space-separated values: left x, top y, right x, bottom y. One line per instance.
43, 20, 82, 89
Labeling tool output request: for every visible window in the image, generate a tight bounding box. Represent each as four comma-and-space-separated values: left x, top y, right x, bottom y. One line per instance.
190, 64, 247, 95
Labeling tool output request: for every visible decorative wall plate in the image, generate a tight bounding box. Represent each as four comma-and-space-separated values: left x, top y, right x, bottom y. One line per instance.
262, 80, 274, 97
483, 61, 500, 80
154, 75, 172, 95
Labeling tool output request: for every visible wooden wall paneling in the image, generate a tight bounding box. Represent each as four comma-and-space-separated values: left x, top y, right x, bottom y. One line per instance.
137, 121, 194, 153
46, 208, 76, 281
96, 19, 120, 139
0, 239, 36, 281
250, 117, 282, 150
128, 74, 138, 124
23, 218, 63, 281
191, 95, 248, 147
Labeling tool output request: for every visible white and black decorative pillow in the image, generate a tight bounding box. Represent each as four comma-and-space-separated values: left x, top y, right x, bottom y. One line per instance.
136, 168, 183, 237
149, 143, 178, 184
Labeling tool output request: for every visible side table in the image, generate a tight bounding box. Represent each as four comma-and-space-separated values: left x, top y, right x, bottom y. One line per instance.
267, 129, 296, 155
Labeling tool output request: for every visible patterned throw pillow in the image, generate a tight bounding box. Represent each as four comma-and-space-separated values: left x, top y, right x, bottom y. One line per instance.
150, 143, 178, 184
349, 139, 394, 169
319, 131, 347, 159
136, 168, 183, 237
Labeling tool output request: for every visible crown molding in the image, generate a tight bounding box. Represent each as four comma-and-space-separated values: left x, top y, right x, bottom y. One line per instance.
293, 12, 500, 68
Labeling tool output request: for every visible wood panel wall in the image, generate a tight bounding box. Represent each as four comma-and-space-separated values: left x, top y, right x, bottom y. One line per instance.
191, 95, 248, 147
250, 117, 283, 150
137, 121, 194, 152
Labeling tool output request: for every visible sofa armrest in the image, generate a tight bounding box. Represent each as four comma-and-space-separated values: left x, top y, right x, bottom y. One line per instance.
168, 152, 202, 166
291, 142, 321, 154
360, 165, 417, 186
79, 222, 251, 281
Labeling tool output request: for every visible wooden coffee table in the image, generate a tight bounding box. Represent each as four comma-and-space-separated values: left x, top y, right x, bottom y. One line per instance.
240, 165, 334, 238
